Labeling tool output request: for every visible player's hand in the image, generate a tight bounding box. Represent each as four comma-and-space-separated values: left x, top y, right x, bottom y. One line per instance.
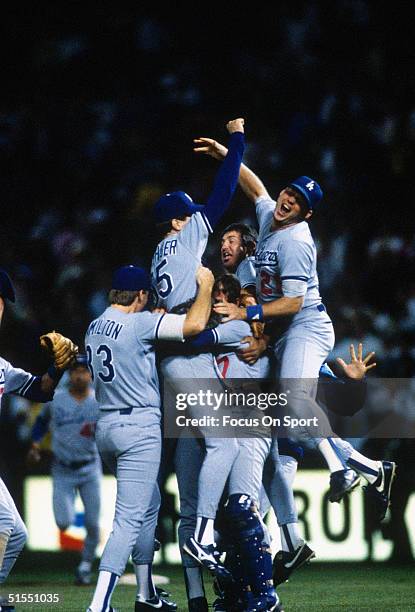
196, 266, 215, 288
193, 137, 228, 161
26, 444, 41, 465
237, 336, 268, 365
213, 301, 246, 322
152, 307, 166, 314
250, 321, 265, 339
226, 117, 245, 134
238, 290, 263, 335
336, 343, 376, 380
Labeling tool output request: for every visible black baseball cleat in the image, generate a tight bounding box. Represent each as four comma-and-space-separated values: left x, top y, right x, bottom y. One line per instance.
272, 540, 316, 586
135, 595, 177, 611
183, 537, 233, 583
188, 596, 209, 612
364, 461, 397, 523
329, 469, 361, 502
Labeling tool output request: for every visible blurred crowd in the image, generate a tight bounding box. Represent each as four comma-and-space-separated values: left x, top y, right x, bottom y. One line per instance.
1, 2, 413, 377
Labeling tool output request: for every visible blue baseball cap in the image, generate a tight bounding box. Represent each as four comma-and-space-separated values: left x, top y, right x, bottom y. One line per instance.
289, 176, 323, 210
154, 191, 204, 223
0, 269, 15, 302
111, 265, 151, 291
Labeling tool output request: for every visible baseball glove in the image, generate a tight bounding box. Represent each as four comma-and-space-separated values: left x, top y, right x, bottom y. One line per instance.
40, 331, 79, 370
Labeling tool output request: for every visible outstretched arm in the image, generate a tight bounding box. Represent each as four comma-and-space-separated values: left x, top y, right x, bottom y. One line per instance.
182, 267, 215, 337
194, 136, 270, 203
197, 119, 245, 229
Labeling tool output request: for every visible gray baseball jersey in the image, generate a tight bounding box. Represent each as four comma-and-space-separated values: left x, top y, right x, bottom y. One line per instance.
37, 388, 100, 465
163, 321, 269, 380
151, 212, 212, 310
84, 306, 185, 582
255, 196, 322, 311
0, 357, 35, 413
211, 320, 270, 380
85, 306, 185, 411
0, 357, 34, 583
235, 255, 257, 289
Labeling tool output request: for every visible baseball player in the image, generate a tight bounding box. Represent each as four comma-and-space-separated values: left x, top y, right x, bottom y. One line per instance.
0, 269, 77, 612
217, 223, 395, 591
197, 275, 283, 612
151, 118, 245, 311
220, 223, 258, 296
27, 358, 101, 586
165, 275, 281, 612
263, 344, 378, 586
85, 264, 214, 612
150, 117, 244, 612
196, 136, 396, 513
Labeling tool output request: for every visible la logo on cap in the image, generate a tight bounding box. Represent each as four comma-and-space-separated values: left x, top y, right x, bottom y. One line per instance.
306, 181, 315, 191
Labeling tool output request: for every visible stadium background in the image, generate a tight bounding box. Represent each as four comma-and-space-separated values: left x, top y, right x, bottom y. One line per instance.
0, 1, 414, 601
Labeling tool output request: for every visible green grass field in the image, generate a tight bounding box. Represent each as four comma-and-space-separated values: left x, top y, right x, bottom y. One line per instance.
3, 552, 415, 611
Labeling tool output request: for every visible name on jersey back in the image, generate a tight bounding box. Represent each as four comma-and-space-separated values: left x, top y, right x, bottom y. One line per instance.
153, 239, 178, 262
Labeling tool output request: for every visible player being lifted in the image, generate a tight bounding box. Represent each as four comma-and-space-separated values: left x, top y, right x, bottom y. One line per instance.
150, 118, 244, 612
215, 219, 390, 586
195, 136, 396, 529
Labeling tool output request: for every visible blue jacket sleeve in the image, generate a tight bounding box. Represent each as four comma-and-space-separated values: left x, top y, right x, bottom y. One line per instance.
203, 131, 245, 228
31, 412, 51, 442
20, 376, 55, 403
186, 329, 217, 348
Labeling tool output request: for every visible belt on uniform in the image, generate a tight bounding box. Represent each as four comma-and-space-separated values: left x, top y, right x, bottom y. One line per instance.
317, 304, 326, 312
119, 407, 133, 415
58, 458, 95, 469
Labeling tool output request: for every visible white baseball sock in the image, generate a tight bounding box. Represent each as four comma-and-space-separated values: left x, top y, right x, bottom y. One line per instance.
88, 570, 119, 612
318, 439, 345, 472
347, 450, 381, 484
134, 563, 156, 602
281, 522, 302, 552
195, 517, 215, 545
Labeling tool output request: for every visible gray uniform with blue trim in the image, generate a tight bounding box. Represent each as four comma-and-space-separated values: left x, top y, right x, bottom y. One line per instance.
0, 358, 33, 583
85, 305, 183, 575
235, 255, 257, 290
151, 212, 212, 311
166, 320, 271, 562
255, 195, 336, 446
35, 388, 101, 564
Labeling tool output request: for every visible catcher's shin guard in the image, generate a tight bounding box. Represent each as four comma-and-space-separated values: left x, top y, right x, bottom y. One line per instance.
225, 494, 274, 599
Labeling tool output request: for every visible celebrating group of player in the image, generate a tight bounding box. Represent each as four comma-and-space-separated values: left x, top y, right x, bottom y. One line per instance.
0, 117, 396, 612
